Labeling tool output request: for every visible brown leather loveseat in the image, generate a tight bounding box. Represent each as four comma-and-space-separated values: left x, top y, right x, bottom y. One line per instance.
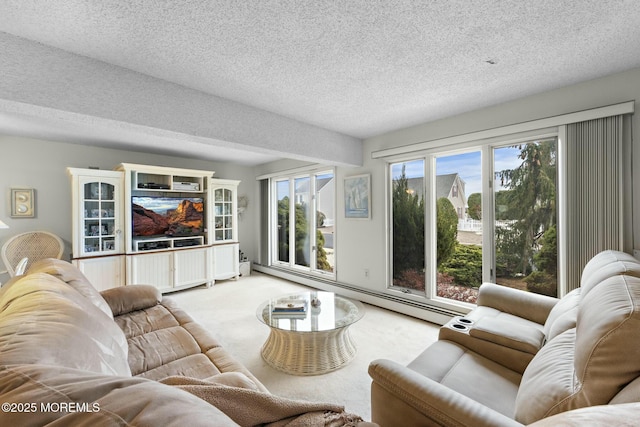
369, 250, 640, 426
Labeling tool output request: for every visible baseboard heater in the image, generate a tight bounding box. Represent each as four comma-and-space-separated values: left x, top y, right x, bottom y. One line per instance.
252, 264, 462, 325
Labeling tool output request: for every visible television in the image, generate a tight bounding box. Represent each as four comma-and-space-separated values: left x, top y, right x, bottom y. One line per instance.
132, 196, 205, 237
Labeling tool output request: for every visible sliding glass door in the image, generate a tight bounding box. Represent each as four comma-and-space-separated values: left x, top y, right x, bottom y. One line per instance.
389, 136, 558, 306
272, 170, 335, 277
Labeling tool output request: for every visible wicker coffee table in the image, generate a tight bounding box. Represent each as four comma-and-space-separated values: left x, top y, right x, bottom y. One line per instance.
256, 291, 365, 375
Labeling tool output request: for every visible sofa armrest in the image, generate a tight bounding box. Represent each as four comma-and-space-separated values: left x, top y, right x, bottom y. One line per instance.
469, 317, 546, 355
368, 359, 523, 427
476, 282, 558, 325
100, 285, 162, 316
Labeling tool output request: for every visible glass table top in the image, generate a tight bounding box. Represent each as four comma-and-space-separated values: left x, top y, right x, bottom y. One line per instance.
256, 291, 365, 332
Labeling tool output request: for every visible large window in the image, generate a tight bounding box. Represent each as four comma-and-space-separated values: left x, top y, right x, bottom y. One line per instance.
390, 137, 558, 305
272, 170, 335, 276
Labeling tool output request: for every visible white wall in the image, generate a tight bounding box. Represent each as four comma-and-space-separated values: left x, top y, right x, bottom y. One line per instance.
0, 136, 258, 282
255, 67, 640, 309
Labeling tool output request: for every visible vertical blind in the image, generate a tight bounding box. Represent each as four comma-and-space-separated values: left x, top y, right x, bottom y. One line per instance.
565, 115, 625, 291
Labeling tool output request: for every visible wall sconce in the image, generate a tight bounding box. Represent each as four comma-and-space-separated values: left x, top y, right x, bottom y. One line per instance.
11, 188, 35, 218
0, 219, 9, 229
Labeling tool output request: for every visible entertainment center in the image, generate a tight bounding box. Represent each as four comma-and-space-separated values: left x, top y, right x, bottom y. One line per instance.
67, 163, 240, 292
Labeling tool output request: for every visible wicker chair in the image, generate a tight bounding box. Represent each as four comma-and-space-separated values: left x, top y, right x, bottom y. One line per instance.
1, 231, 64, 277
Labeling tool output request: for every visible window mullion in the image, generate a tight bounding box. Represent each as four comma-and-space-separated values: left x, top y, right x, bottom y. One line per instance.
425, 155, 436, 299
310, 174, 317, 272
288, 178, 296, 267
482, 145, 494, 283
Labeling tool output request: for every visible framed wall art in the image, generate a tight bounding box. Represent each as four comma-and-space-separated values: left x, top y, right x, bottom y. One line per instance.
11, 188, 35, 218
344, 174, 371, 219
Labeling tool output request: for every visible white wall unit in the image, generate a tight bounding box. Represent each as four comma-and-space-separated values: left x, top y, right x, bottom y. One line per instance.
73, 256, 125, 291
127, 251, 173, 292
117, 163, 213, 255
211, 178, 241, 280
127, 247, 213, 292
213, 243, 239, 280
211, 179, 240, 243
69, 163, 224, 292
174, 247, 212, 289
102, 164, 244, 291
67, 168, 125, 289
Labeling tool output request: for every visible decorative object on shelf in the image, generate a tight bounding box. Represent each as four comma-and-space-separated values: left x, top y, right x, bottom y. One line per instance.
311, 297, 321, 308
344, 174, 371, 219
10, 188, 35, 218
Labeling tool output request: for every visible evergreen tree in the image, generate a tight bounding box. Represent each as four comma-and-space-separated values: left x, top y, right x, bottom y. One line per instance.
293, 201, 310, 267
392, 165, 424, 281
437, 197, 458, 266
495, 141, 557, 277
316, 230, 331, 271
467, 193, 481, 220
277, 197, 290, 262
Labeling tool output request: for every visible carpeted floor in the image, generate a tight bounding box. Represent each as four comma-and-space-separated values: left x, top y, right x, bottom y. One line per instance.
168, 272, 440, 421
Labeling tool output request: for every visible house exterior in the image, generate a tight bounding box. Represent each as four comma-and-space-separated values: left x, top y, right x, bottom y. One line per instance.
436, 173, 466, 220
405, 173, 467, 219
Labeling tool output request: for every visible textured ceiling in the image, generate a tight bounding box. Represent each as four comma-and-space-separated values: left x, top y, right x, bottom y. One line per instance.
1, 1, 640, 165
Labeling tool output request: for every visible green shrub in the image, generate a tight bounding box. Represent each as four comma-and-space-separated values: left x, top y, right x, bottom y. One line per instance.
524, 271, 557, 297
439, 244, 482, 288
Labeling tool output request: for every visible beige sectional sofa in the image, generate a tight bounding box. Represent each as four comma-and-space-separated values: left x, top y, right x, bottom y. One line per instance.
0, 259, 370, 426
369, 250, 640, 426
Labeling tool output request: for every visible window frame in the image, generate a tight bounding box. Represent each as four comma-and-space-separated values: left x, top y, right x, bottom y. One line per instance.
270, 168, 336, 279
386, 130, 562, 310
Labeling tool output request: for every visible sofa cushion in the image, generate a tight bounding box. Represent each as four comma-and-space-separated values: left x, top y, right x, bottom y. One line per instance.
542, 287, 580, 342
113, 297, 268, 392
0, 273, 130, 377
580, 250, 640, 294
515, 274, 640, 424
610, 377, 640, 404
100, 284, 162, 316
27, 258, 113, 319
526, 403, 640, 427
407, 340, 521, 417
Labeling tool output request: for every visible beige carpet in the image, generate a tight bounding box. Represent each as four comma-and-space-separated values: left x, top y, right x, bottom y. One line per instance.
168, 272, 440, 421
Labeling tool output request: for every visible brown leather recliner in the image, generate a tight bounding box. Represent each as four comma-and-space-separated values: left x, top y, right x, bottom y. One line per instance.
369, 250, 640, 426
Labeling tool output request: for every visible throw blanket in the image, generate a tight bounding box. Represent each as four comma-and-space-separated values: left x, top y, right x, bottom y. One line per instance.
161, 376, 368, 427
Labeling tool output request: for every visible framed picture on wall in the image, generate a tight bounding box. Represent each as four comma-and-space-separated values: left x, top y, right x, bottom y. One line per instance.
10, 188, 35, 218
344, 174, 371, 219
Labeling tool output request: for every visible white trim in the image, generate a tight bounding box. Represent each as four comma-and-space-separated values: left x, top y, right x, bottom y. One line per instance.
372, 101, 634, 159
256, 164, 331, 181
557, 125, 568, 297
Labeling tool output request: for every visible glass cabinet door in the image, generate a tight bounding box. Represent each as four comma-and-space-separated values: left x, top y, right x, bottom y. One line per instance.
81, 179, 119, 255
214, 187, 234, 242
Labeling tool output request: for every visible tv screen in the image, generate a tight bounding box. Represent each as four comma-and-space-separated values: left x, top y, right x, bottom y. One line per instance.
132, 196, 204, 237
